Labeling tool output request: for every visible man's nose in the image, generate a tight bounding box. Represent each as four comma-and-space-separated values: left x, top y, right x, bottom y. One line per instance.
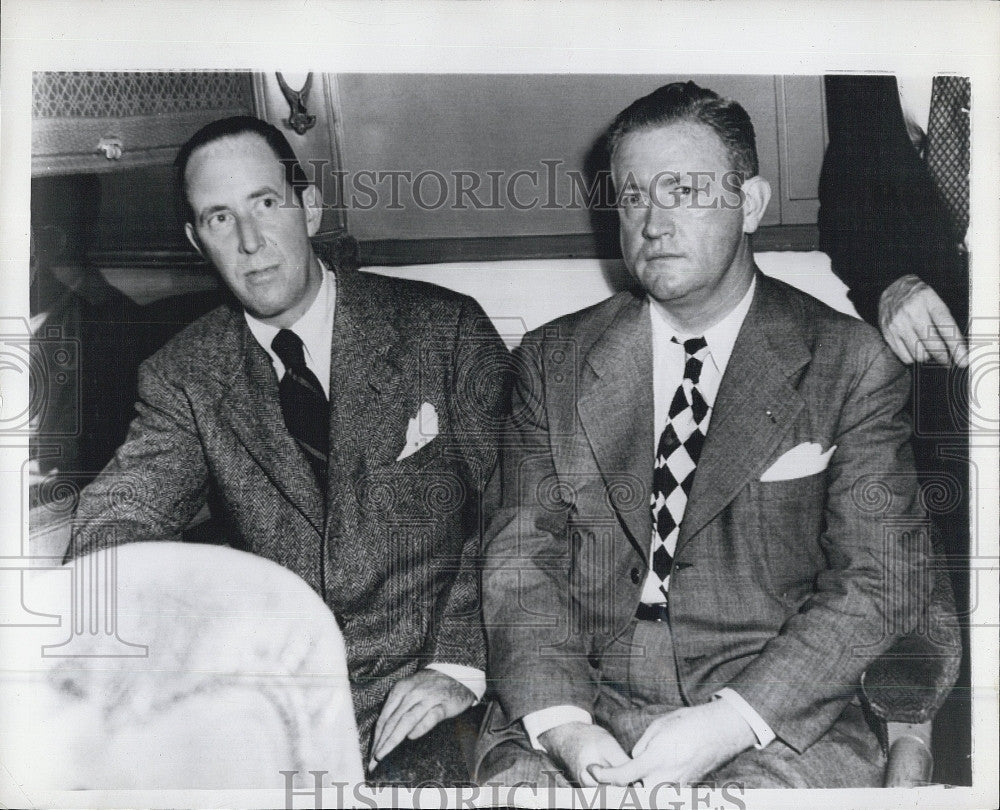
236, 216, 263, 254
641, 201, 676, 240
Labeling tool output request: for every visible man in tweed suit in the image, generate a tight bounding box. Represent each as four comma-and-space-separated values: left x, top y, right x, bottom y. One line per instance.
69, 116, 509, 773
477, 82, 942, 787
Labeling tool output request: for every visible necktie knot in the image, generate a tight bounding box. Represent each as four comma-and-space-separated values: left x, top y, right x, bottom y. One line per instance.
272, 328, 308, 371
270, 328, 328, 488
673, 336, 709, 385
682, 336, 708, 356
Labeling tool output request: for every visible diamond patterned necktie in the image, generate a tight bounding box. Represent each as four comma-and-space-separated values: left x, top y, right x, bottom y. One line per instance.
271, 328, 329, 488
649, 336, 711, 598
926, 76, 971, 241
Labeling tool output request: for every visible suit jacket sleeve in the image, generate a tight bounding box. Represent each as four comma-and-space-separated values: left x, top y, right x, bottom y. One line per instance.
818, 75, 967, 327
429, 297, 510, 670
482, 335, 597, 721
728, 340, 932, 752
68, 350, 210, 562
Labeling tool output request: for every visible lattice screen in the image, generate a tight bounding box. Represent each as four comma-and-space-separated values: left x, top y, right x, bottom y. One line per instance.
33, 72, 254, 118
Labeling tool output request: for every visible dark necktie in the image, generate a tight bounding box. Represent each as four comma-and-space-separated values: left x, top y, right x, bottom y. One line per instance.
271, 328, 329, 488
926, 75, 971, 242
649, 336, 711, 598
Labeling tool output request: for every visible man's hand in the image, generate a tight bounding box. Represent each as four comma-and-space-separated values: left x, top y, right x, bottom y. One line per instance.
590, 701, 756, 787
538, 721, 631, 787
369, 669, 476, 769
879, 275, 968, 367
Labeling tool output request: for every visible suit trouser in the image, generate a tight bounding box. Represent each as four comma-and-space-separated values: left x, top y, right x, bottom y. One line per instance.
477, 617, 885, 788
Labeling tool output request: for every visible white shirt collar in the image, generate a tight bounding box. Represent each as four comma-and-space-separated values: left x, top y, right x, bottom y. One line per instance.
895, 74, 934, 141
649, 272, 756, 385
244, 261, 336, 396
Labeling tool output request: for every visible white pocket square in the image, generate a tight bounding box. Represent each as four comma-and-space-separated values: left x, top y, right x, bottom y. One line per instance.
396, 402, 439, 462
760, 442, 836, 482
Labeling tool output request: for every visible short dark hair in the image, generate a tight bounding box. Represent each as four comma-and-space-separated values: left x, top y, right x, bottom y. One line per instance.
607, 81, 759, 179
174, 115, 310, 224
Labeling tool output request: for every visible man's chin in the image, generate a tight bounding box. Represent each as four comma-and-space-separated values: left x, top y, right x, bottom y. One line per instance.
241, 298, 291, 324
640, 278, 688, 304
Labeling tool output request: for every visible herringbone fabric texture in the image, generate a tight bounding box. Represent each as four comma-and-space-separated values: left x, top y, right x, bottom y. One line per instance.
70, 267, 510, 760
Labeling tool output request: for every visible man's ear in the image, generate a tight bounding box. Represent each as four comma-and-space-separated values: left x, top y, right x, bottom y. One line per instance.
740, 175, 771, 235
184, 222, 204, 257
301, 184, 323, 237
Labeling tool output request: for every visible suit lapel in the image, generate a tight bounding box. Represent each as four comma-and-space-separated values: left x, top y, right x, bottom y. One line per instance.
577, 294, 654, 558
218, 268, 407, 548
675, 274, 811, 553
325, 269, 406, 529
219, 311, 325, 536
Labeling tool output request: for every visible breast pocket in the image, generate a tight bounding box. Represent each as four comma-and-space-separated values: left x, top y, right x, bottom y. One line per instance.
394, 437, 447, 470
753, 471, 829, 596
756, 469, 828, 504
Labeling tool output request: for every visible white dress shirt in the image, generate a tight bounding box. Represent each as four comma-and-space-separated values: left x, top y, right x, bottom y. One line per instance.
244, 263, 338, 398
524, 276, 775, 751
895, 74, 933, 152
244, 264, 486, 702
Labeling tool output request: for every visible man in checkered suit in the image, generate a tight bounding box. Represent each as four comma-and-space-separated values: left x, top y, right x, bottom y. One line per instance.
476, 82, 954, 788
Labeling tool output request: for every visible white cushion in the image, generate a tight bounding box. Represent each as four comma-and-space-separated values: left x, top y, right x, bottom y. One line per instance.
363, 251, 858, 348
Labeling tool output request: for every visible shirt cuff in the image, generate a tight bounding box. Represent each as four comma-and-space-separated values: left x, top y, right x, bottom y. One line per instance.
713, 688, 775, 749
425, 663, 486, 703
522, 706, 593, 751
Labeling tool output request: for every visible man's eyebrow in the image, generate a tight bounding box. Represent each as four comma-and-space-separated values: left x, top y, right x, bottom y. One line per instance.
616, 173, 641, 190
248, 186, 283, 200
196, 186, 283, 223
197, 204, 230, 223
653, 171, 684, 185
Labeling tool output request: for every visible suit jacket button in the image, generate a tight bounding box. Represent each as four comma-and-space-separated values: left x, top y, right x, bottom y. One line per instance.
630, 567, 641, 584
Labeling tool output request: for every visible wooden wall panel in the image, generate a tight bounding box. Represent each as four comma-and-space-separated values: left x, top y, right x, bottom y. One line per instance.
335, 74, 784, 245
776, 75, 828, 225
32, 72, 827, 268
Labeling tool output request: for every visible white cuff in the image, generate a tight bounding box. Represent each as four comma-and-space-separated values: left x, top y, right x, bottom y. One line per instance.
425, 663, 486, 703
522, 706, 593, 751
714, 688, 775, 749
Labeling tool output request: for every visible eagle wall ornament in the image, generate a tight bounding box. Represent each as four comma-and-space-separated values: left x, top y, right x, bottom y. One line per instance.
276, 72, 317, 135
